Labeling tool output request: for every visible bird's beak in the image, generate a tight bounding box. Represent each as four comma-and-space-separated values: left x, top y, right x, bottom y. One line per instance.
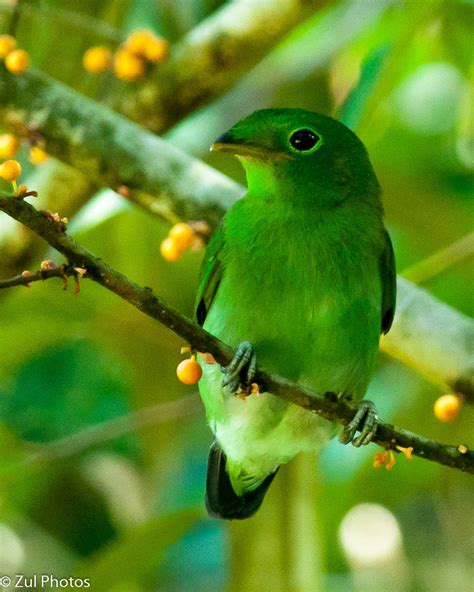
210, 131, 235, 151
211, 132, 266, 158
211, 132, 292, 160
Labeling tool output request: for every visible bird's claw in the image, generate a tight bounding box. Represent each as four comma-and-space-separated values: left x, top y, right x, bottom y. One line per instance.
339, 400, 378, 447
222, 341, 257, 394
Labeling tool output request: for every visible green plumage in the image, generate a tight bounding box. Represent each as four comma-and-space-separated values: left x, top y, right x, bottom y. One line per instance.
196, 109, 396, 518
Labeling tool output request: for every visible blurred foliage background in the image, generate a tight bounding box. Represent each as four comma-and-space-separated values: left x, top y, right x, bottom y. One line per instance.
0, 0, 472, 591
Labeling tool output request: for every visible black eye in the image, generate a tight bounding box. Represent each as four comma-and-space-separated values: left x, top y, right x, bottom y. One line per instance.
289, 129, 320, 152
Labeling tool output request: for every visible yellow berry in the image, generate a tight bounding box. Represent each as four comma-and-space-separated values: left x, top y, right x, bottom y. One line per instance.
0, 159, 21, 181
125, 30, 154, 56
434, 393, 462, 422
0, 133, 20, 158
29, 146, 49, 164
176, 356, 202, 385
113, 49, 146, 81
169, 223, 195, 250
160, 237, 182, 261
0, 34, 16, 57
5, 48, 29, 74
143, 36, 168, 63
83, 46, 112, 74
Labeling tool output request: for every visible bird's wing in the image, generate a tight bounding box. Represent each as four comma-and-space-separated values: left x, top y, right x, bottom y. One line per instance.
195, 221, 225, 325
380, 229, 396, 334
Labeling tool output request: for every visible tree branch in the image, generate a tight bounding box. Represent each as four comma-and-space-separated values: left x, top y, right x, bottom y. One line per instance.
0, 194, 472, 474
382, 278, 474, 400
0, 67, 241, 229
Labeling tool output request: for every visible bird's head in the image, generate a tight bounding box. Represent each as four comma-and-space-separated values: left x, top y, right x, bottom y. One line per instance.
211, 109, 380, 207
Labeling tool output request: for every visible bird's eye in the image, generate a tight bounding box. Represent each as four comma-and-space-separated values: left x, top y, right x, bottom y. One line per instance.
289, 129, 320, 152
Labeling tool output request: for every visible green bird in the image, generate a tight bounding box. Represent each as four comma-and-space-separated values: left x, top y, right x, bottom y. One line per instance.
195, 109, 396, 520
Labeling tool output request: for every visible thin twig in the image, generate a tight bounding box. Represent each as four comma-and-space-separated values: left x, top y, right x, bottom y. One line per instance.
0, 263, 80, 289
0, 194, 472, 474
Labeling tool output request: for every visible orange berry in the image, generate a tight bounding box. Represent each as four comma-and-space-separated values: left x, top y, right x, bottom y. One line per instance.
176, 356, 202, 385
144, 36, 168, 63
160, 237, 182, 261
169, 223, 195, 250
5, 48, 29, 74
83, 46, 112, 74
113, 48, 146, 81
434, 393, 462, 422
0, 159, 21, 181
29, 146, 49, 164
125, 30, 154, 56
0, 34, 16, 57
0, 133, 20, 158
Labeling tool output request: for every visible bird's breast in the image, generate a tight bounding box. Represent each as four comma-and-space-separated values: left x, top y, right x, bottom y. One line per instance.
205, 199, 383, 393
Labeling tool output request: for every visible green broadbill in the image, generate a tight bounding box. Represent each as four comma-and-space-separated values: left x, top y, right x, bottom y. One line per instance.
195, 109, 396, 520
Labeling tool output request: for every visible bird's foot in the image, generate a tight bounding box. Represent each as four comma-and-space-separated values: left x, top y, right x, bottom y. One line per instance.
339, 400, 378, 447
222, 341, 257, 395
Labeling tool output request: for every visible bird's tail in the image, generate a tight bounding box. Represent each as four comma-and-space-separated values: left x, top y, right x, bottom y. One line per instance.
205, 440, 278, 520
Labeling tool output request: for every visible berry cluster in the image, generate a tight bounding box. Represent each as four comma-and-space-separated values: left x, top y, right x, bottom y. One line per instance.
0, 131, 48, 192
0, 132, 48, 164
83, 30, 168, 81
0, 34, 29, 74
160, 222, 199, 261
